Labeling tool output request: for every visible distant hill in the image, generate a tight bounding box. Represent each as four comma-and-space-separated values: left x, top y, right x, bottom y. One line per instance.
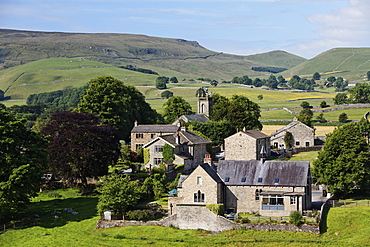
282, 48, 370, 82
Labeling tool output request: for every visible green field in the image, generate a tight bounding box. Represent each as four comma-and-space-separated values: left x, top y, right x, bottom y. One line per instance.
1, 188, 369, 246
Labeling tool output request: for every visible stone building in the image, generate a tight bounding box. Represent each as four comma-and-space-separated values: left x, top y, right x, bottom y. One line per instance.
169, 158, 312, 217
270, 119, 315, 149
130, 121, 179, 151
143, 126, 212, 172
224, 129, 270, 160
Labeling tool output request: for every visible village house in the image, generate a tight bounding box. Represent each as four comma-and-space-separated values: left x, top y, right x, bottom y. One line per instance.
130, 121, 179, 151
172, 114, 209, 125
270, 118, 315, 149
169, 157, 312, 217
143, 126, 212, 172
224, 129, 271, 160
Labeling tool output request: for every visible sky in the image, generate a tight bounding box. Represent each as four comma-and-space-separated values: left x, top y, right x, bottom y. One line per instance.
0, 0, 369, 58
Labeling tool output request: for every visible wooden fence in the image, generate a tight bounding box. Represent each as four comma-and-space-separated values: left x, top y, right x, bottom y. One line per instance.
328, 200, 370, 208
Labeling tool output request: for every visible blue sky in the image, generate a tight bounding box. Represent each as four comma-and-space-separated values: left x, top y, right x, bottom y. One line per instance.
1, 0, 369, 58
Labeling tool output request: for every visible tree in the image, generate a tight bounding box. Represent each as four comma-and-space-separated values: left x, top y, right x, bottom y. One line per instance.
313, 72, 321, 80
76, 76, 160, 141
163, 96, 193, 123
161, 90, 173, 99
97, 174, 141, 218
320, 101, 328, 108
41, 111, 120, 188
333, 93, 348, 105
266, 75, 278, 89
0, 109, 48, 220
338, 112, 348, 123
257, 94, 263, 100
367, 71, 370, 81
0, 89, 4, 100
300, 101, 310, 109
348, 83, 370, 103
156, 76, 169, 89
297, 108, 313, 128
316, 113, 327, 123
334, 77, 347, 91
284, 131, 293, 149
169, 76, 178, 83
313, 122, 370, 195
210, 94, 262, 130
188, 120, 236, 146
210, 80, 218, 87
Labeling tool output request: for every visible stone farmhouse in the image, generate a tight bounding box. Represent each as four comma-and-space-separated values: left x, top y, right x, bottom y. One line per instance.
143, 126, 212, 172
130, 121, 179, 151
169, 158, 312, 217
270, 118, 315, 149
224, 129, 271, 160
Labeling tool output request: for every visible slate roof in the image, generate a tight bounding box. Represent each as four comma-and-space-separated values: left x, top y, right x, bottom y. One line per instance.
177, 175, 189, 188
160, 131, 212, 146
225, 130, 269, 140
270, 120, 313, 137
131, 124, 179, 133
181, 114, 210, 123
199, 163, 223, 183
217, 160, 309, 187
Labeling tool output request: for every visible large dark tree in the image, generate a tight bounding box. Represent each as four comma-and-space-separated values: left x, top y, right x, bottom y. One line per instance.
163, 96, 193, 123
348, 83, 370, 103
210, 93, 262, 130
0, 109, 48, 221
41, 111, 120, 187
313, 122, 370, 195
188, 120, 236, 146
76, 76, 160, 141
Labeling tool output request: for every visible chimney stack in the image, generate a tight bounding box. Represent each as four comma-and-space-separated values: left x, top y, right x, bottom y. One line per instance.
260, 146, 266, 163
134, 120, 138, 127
204, 154, 212, 166
181, 125, 186, 132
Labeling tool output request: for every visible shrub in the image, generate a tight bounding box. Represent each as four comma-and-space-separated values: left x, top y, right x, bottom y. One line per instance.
290, 211, 303, 226
125, 209, 163, 221
241, 217, 250, 223
206, 204, 224, 215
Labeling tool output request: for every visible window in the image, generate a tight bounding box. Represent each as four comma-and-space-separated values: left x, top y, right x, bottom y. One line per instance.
136, 133, 144, 138
274, 178, 279, 183
290, 196, 297, 205
262, 195, 285, 210
257, 177, 263, 183
154, 145, 163, 153
241, 177, 246, 182
151, 134, 156, 138
305, 142, 310, 147
194, 190, 205, 202
225, 177, 230, 182
274, 142, 278, 148
136, 144, 143, 150
295, 141, 300, 146
197, 176, 202, 185
154, 158, 163, 165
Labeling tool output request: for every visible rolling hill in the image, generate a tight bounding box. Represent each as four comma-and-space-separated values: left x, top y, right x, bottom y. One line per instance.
0, 29, 306, 99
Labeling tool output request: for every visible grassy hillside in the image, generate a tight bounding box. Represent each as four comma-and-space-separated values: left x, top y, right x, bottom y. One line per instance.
282, 48, 370, 82
0, 29, 305, 83
0, 188, 369, 246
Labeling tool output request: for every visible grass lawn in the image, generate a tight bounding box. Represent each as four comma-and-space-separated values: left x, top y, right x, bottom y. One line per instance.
1, 189, 370, 246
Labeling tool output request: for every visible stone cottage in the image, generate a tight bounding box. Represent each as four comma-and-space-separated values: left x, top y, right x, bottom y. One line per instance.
142, 126, 212, 172
169, 158, 312, 217
224, 129, 271, 160
130, 121, 179, 151
270, 119, 315, 149
172, 114, 210, 125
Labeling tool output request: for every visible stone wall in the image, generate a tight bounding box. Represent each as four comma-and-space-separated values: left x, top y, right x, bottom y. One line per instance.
96, 205, 320, 234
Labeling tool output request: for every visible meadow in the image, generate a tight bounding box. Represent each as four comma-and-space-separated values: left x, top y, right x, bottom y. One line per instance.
1, 188, 369, 247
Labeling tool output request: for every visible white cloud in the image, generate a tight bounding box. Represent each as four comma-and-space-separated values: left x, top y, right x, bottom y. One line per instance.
295, 0, 370, 57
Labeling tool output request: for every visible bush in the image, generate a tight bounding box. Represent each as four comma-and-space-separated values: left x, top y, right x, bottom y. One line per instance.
125, 209, 163, 221
241, 217, 250, 223
290, 211, 303, 226
206, 204, 224, 215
